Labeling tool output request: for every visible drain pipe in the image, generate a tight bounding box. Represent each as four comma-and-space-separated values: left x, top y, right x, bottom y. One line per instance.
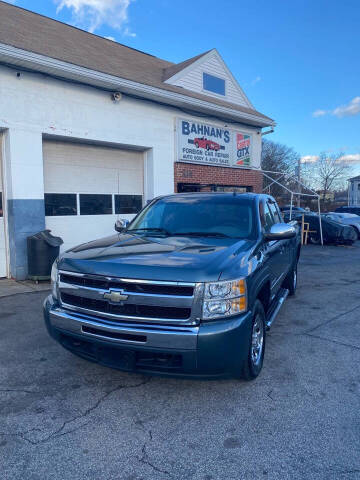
261, 127, 274, 136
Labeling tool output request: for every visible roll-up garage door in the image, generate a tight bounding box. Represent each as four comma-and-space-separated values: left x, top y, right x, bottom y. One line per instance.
43, 141, 144, 252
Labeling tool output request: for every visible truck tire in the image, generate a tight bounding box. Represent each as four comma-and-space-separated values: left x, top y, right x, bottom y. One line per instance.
283, 261, 297, 296
239, 300, 266, 381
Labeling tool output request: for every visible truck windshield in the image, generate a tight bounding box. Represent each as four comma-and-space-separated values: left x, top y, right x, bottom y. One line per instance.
127, 195, 256, 239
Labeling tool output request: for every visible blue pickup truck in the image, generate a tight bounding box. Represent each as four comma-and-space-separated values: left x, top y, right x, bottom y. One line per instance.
44, 193, 301, 380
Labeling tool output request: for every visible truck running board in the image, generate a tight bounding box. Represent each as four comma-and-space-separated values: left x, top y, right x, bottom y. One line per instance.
265, 288, 289, 330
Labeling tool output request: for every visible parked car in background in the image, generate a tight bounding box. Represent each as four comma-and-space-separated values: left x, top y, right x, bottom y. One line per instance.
335, 206, 360, 216
303, 214, 358, 245
282, 210, 316, 223
280, 206, 307, 213
322, 212, 360, 239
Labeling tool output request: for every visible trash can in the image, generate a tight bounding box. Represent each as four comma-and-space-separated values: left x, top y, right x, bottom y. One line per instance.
27, 230, 63, 281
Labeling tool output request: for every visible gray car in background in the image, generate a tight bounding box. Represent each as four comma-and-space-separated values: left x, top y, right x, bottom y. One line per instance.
323, 212, 360, 239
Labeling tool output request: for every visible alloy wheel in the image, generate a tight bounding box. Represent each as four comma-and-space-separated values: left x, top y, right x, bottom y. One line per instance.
251, 315, 264, 366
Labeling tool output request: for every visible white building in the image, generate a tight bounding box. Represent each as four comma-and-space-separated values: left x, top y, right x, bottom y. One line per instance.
0, 2, 274, 280
348, 175, 360, 206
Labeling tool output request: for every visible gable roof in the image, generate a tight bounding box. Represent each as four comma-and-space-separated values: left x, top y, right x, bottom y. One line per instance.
0, 1, 274, 127
162, 51, 211, 81
164, 48, 253, 109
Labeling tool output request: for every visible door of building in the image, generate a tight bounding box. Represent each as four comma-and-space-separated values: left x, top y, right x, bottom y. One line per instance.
43, 141, 144, 252
0, 152, 7, 278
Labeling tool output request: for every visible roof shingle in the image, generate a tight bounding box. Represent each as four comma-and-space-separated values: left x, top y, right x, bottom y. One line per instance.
0, 1, 274, 125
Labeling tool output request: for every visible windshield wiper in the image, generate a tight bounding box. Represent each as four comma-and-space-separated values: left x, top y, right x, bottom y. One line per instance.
126, 227, 171, 236
171, 232, 230, 238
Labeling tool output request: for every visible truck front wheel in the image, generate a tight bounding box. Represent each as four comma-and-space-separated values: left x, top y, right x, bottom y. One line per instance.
239, 300, 266, 381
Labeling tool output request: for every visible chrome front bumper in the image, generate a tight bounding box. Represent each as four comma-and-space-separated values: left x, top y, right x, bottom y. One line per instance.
49, 305, 199, 350
44, 295, 252, 378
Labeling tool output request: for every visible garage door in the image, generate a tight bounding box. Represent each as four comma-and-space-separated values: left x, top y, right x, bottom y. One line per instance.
43, 141, 144, 252
0, 146, 6, 277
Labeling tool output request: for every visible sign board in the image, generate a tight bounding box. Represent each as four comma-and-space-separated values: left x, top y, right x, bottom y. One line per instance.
177, 118, 252, 168
235, 132, 251, 167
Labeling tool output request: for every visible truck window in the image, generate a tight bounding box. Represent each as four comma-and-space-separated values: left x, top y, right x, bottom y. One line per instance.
127, 196, 257, 239
268, 202, 282, 224
261, 202, 274, 232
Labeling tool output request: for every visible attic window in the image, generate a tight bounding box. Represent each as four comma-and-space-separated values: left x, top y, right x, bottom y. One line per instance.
203, 73, 225, 96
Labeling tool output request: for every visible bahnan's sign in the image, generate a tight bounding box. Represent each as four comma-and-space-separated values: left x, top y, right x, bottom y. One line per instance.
177, 118, 252, 168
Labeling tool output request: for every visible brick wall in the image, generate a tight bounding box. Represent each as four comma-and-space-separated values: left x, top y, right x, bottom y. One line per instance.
174, 162, 263, 192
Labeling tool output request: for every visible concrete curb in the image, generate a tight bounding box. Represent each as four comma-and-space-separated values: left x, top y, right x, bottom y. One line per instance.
0, 279, 50, 298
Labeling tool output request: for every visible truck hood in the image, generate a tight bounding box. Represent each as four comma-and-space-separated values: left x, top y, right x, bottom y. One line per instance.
59, 233, 256, 283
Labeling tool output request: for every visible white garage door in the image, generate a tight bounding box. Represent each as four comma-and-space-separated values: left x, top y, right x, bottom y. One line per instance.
43, 141, 144, 252
0, 147, 6, 277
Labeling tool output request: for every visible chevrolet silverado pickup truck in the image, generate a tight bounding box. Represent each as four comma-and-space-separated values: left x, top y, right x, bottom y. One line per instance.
44, 193, 301, 380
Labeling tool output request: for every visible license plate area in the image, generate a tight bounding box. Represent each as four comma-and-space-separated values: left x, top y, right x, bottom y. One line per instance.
98, 346, 136, 371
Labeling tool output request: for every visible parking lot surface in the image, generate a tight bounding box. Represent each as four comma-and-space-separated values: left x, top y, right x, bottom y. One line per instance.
0, 243, 360, 480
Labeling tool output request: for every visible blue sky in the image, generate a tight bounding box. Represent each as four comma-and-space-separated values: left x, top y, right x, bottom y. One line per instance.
6, 0, 360, 173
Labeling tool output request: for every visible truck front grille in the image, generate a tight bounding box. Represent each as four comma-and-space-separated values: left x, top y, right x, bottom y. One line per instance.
58, 271, 202, 326
60, 273, 194, 297
61, 293, 191, 320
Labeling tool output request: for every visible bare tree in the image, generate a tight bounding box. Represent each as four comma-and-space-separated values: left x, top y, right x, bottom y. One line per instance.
261, 139, 300, 200
310, 152, 350, 202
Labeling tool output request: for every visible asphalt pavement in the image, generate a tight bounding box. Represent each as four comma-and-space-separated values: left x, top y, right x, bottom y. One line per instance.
0, 243, 359, 480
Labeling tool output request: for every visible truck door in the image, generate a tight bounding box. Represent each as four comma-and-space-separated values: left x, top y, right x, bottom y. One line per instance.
261, 201, 288, 298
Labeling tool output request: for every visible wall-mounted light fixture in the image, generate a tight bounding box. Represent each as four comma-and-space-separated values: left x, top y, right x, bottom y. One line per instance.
111, 92, 122, 103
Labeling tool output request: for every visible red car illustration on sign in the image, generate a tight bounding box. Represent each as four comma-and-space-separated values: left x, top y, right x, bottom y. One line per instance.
194, 137, 221, 151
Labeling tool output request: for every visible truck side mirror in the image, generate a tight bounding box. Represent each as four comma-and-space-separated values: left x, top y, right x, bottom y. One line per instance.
264, 223, 296, 241
115, 219, 130, 232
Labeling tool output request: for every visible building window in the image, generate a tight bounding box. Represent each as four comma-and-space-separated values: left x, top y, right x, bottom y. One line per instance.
45, 193, 77, 216
213, 186, 252, 193
80, 194, 112, 215
203, 73, 225, 96
115, 195, 143, 214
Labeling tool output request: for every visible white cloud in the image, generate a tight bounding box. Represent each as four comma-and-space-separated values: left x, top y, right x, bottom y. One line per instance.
301, 155, 319, 164
339, 154, 360, 164
251, 76, 261, 86
301, 153, 360, 165
312, 97, 360, 119
55, 0, 135, 34
333, 97, 360, 118
105, 35, 116, 41
312, 109, 327, 118
123, 26, 136, 37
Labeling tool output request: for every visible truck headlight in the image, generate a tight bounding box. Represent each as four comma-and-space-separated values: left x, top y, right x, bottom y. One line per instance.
51, 259, 59, 300
202, 278, 247, 320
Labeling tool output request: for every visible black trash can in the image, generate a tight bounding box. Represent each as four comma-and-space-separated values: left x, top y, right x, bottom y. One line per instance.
27, 230, 63, 281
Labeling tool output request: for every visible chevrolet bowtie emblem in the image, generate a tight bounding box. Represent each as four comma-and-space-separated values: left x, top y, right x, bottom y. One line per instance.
103, 290, 129, 303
